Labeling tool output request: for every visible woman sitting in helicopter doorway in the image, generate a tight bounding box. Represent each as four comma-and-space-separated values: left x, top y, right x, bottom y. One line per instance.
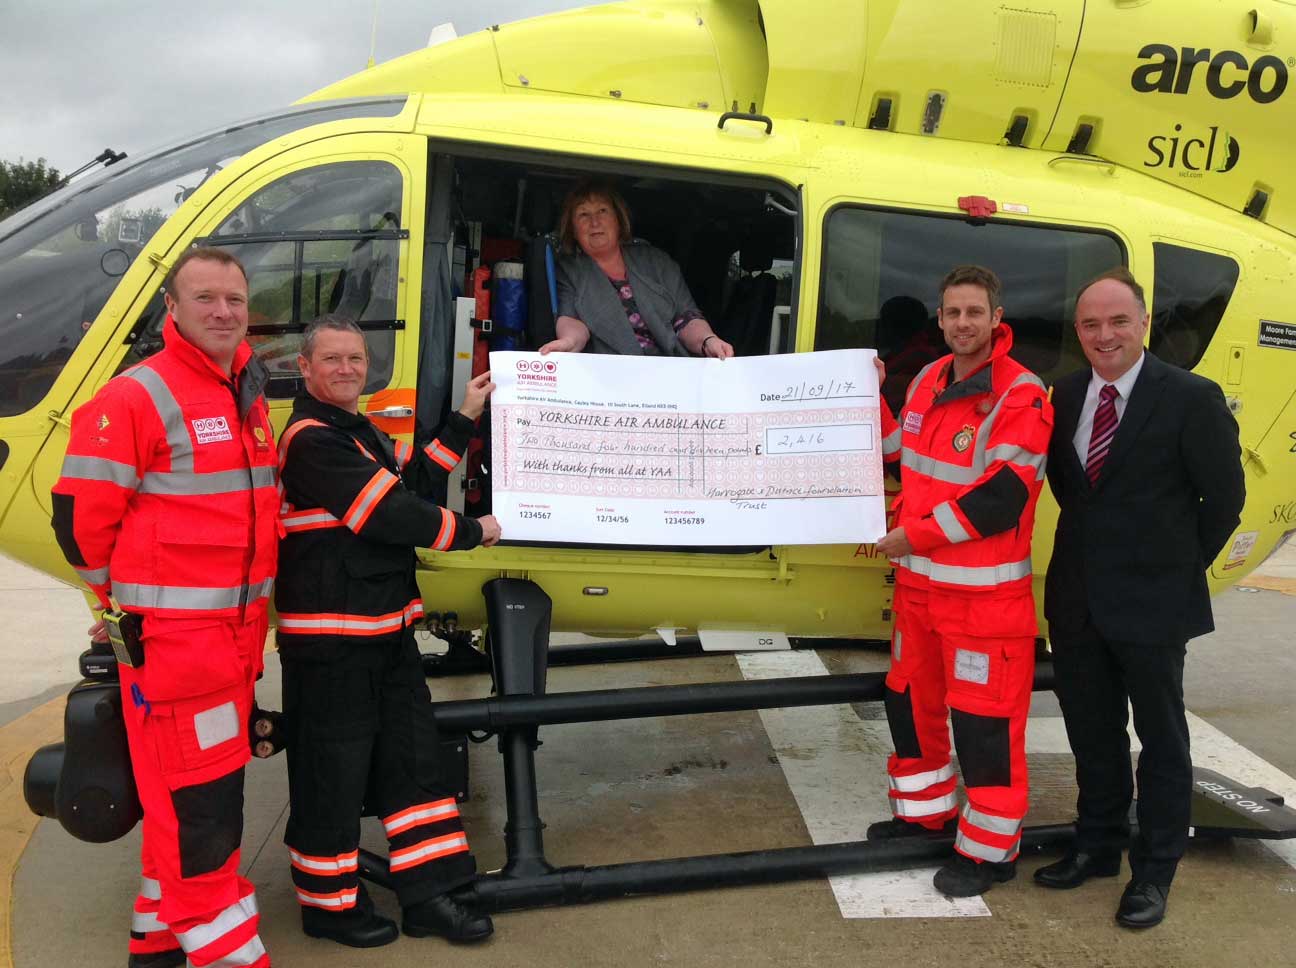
538, 179, 735, 358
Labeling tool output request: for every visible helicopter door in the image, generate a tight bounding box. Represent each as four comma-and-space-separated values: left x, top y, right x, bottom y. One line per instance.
25, 135, 428, 523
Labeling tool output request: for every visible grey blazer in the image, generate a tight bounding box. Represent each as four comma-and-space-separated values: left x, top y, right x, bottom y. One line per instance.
555, 242, 699, 356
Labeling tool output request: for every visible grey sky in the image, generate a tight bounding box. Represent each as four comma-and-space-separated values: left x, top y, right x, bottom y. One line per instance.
0, 1, 593, 175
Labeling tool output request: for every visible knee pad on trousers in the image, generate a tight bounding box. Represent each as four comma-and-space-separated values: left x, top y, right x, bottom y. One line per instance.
951, 709, 1012, 788
23, 679, 142, 842
173, 767, 245, 877
884, 685, 923, 759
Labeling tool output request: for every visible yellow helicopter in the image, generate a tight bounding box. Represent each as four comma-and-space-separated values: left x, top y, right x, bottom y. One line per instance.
1, 0, 1294, 650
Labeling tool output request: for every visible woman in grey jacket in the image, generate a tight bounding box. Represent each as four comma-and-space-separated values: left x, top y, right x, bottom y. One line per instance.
539, 180, 735, 358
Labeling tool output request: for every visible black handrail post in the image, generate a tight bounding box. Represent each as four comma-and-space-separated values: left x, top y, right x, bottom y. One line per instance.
483, 578, 556, 878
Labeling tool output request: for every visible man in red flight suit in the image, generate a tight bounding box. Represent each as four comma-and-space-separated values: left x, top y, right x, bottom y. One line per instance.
871, 265, 1054, 898
275, 315, 502, 949
51, 248, 277, 967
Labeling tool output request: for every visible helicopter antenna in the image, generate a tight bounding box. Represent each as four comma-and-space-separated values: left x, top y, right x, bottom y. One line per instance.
367, 0, 380, 68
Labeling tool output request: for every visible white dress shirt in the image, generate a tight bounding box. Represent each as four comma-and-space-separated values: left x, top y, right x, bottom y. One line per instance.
1072, 351, 1146, 462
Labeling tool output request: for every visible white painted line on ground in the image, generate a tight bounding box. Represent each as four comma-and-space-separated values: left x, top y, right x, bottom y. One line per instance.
1030, 709, 1296, 871
736, 650, 990, 919
740, 652, 1296, 919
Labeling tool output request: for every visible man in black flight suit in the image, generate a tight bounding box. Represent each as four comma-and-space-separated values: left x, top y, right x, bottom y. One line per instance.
275, 314, 501, 948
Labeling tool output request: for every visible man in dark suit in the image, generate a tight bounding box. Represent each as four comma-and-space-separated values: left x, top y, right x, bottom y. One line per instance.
1037, 267, 1245, 927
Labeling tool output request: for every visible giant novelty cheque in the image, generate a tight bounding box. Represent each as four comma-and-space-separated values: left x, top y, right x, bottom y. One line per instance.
488, 349, 886, 545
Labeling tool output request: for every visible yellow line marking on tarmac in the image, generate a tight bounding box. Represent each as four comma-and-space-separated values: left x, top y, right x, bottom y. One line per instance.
0, 696, 67, 968
1236, 575, 1296, 596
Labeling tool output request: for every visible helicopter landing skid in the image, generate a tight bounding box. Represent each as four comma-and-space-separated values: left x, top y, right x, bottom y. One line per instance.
372, 579, 1296, 913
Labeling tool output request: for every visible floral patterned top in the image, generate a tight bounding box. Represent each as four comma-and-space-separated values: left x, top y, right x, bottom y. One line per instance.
609, 276, 704, 354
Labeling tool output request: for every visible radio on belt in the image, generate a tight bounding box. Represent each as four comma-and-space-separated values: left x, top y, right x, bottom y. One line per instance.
103, 609, 145, 668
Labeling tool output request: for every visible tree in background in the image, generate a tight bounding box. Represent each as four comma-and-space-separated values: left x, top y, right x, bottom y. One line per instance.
0, 158, 62, 219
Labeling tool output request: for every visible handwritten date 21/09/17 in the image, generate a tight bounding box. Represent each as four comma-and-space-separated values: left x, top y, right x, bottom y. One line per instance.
760, 378, 858, 403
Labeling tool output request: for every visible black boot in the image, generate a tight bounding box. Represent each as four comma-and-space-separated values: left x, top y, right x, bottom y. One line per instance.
866, 816, 957, 840
128, 950, 186, 968
933, 852, 1016, 897
403, 894, 494, 943
302, 885, 399, 949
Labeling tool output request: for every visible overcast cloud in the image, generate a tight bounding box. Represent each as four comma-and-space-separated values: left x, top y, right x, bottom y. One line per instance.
0, 1, 594, 175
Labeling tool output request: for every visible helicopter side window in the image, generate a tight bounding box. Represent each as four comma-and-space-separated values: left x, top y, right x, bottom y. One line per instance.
815, 207, 1124, 412
197, 161, 406, 398
0, 171, 216, 416
0, 98, 407, 416
1148, 242, 1239, 370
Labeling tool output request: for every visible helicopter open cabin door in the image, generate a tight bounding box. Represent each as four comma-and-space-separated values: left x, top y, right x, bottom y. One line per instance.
188, 133, 429, 436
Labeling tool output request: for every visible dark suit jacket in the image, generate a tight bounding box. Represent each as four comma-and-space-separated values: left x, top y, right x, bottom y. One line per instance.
1044, 352, 1245, 645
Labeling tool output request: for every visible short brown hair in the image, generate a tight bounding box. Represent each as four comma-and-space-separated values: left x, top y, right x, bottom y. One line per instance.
939, 265, 1002, 311
163, 246, 247, 296
556, 179, 632, 254
1076, 266, 1146, 313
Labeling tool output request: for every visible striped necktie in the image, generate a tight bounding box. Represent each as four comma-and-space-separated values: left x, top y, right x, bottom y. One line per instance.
1085, 383, 1120, 485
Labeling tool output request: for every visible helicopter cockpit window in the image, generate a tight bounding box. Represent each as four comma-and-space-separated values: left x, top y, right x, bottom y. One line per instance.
197, 161, 405, 399
1149, 242, 1239, 371
0, 97, 406, 417
815, 207, 1124, 412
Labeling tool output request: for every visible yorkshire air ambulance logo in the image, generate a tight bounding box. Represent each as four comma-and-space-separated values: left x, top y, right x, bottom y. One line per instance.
952, 424, 975, 453
192, 416, 233, 445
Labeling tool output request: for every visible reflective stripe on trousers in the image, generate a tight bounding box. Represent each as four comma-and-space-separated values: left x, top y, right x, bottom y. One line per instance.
888, 763, 954, 794
171, 890, 257, 952
963, 803, 1022, 836
891, 790, 958, 819
955, 828, 1021, 863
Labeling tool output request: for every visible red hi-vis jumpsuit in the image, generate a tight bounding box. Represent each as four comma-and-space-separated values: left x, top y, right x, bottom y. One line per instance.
274, 393, 485, 917
51, 316, 278, 967
878, 325, 1053, 865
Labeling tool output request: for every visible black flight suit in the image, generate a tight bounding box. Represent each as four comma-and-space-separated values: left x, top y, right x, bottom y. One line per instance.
274, 393, 482, 918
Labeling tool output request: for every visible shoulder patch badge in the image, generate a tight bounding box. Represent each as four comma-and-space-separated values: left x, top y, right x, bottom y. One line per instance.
903, 411, 924, 435
97, 414, 110, 431
952, 424, 975, 453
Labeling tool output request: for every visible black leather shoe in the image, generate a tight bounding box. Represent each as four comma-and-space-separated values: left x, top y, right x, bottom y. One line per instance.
866, 816, 957, 840
302, 908, 399, 948
403, 894, 494, 943
1116, 880, 1168, 928
933, 852, 1016, 897
1033, 850, 1122, 889
128, 950, 186, 968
